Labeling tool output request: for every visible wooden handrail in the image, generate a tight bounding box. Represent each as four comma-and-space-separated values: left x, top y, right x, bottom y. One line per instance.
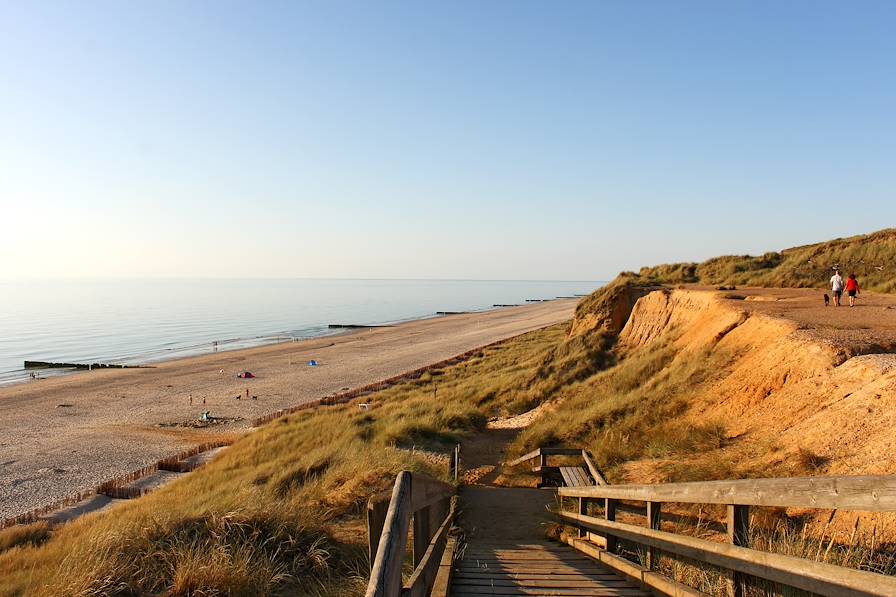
561, 510, 896, 597
559, 474, 896, 512
405, 499, 456, 596
367, 472, 413, 597
580, 450, 607, 486
507, 447, 582, 467
365, 471, 455, 597
558, 474, 896, 597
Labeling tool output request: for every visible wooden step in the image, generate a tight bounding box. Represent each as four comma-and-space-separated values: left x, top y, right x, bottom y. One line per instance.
452, 539, 649, 597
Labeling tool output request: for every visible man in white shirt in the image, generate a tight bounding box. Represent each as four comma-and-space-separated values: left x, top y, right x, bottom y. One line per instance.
830, 270, 844, 306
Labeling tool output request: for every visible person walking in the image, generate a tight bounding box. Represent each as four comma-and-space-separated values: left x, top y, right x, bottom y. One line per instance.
846, 273, 860, 307
830, 270, 844, 306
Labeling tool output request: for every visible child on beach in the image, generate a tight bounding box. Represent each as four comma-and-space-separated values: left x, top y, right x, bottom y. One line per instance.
846, 274, 860, 307
830, 270, 844, 306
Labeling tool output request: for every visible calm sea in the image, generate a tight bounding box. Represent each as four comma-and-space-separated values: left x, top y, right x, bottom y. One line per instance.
0, 279, 601, 385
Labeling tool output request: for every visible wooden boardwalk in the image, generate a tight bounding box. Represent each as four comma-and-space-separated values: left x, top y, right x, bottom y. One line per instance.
366, 449, 896, 597
450, 486, 648, 596
452, 540, 649, 596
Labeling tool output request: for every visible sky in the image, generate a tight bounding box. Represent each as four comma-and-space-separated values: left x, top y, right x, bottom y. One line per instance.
1, 1, 894, 280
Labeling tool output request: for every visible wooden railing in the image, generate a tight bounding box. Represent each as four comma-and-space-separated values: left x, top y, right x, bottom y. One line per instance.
558, 475, 896, 597
366, 471, 456, 597
507, 446, 607, 486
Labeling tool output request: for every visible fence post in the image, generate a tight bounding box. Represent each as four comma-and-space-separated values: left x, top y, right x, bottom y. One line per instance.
726, 504, 750, 597
646, 501, 662, 570
448, 444, 460, 481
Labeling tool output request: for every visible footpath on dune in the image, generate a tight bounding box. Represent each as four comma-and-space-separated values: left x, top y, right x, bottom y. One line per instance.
588, 285, 896, 480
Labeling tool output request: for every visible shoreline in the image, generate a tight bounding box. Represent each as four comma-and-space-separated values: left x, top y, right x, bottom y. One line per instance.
1, 279, 601, 387
0, 300, 577, 520
1, 304, 557, 388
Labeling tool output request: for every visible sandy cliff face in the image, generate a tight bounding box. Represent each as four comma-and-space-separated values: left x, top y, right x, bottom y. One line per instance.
568, 282, 660, 337
609, 288, 896, 475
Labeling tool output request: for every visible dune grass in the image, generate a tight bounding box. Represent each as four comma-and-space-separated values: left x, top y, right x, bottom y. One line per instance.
627, 228, 896, 293
509, 334, 737, 480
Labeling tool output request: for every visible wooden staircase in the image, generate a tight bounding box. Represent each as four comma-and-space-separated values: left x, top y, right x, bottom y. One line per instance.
365, 447, 896, 597
451, 540, 649, 596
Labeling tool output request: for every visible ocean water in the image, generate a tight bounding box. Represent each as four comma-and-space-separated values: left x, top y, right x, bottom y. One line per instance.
0, 279, 601, 385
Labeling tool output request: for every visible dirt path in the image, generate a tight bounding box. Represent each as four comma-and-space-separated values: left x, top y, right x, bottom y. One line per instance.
707, 286, 896, 355
456, 425, 555, 542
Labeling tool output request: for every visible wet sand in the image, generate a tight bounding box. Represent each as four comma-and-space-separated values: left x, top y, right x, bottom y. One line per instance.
0, 300, 576, 520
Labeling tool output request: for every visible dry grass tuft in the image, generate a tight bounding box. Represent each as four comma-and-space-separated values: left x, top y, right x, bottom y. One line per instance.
0, 523, 50, 554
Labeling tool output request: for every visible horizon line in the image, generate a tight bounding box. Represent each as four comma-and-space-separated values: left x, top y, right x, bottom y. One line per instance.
0, 276, 609, 283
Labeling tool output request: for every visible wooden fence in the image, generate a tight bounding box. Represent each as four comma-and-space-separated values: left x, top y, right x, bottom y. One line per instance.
558, 475, 896, 597
366, 472, 456, 597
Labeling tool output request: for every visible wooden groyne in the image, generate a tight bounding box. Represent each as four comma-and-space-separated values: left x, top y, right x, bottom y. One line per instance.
24, 360, 151, 370
328, 324, 393, 329
436, 311, 469, 315
1, 440, 232, 530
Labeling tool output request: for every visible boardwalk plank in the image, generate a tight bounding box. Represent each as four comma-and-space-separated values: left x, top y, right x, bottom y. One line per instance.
451, 486, 649, 597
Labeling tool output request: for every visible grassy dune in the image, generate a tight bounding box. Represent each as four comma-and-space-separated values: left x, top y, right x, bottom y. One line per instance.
625, 228, 896, 293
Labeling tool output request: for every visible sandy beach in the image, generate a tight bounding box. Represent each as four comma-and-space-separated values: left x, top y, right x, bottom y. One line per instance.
0, 300, 576, 521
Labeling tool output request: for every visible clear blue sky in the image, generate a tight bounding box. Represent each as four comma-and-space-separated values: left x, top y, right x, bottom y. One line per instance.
1, 1, 894, 279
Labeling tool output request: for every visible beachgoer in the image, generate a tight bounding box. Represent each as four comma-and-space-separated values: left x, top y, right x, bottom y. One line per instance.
190, 394, 193, 405
830, 270, 844, 306
846, 274, 860, 307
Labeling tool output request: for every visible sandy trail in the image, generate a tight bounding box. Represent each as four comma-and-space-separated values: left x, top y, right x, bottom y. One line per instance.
0, 300, 575, 520
709, 286, 896, 352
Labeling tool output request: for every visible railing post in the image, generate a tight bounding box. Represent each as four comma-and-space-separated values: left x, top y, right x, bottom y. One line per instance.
367, 498, 390, 570
578, 498, 588, 538
413, 505, 432, 567
726, 504, 750, 597
646, 501, 662, 570
605, 498, 617, 552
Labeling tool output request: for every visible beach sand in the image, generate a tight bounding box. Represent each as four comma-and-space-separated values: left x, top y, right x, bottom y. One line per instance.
0, 300, 576, 520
